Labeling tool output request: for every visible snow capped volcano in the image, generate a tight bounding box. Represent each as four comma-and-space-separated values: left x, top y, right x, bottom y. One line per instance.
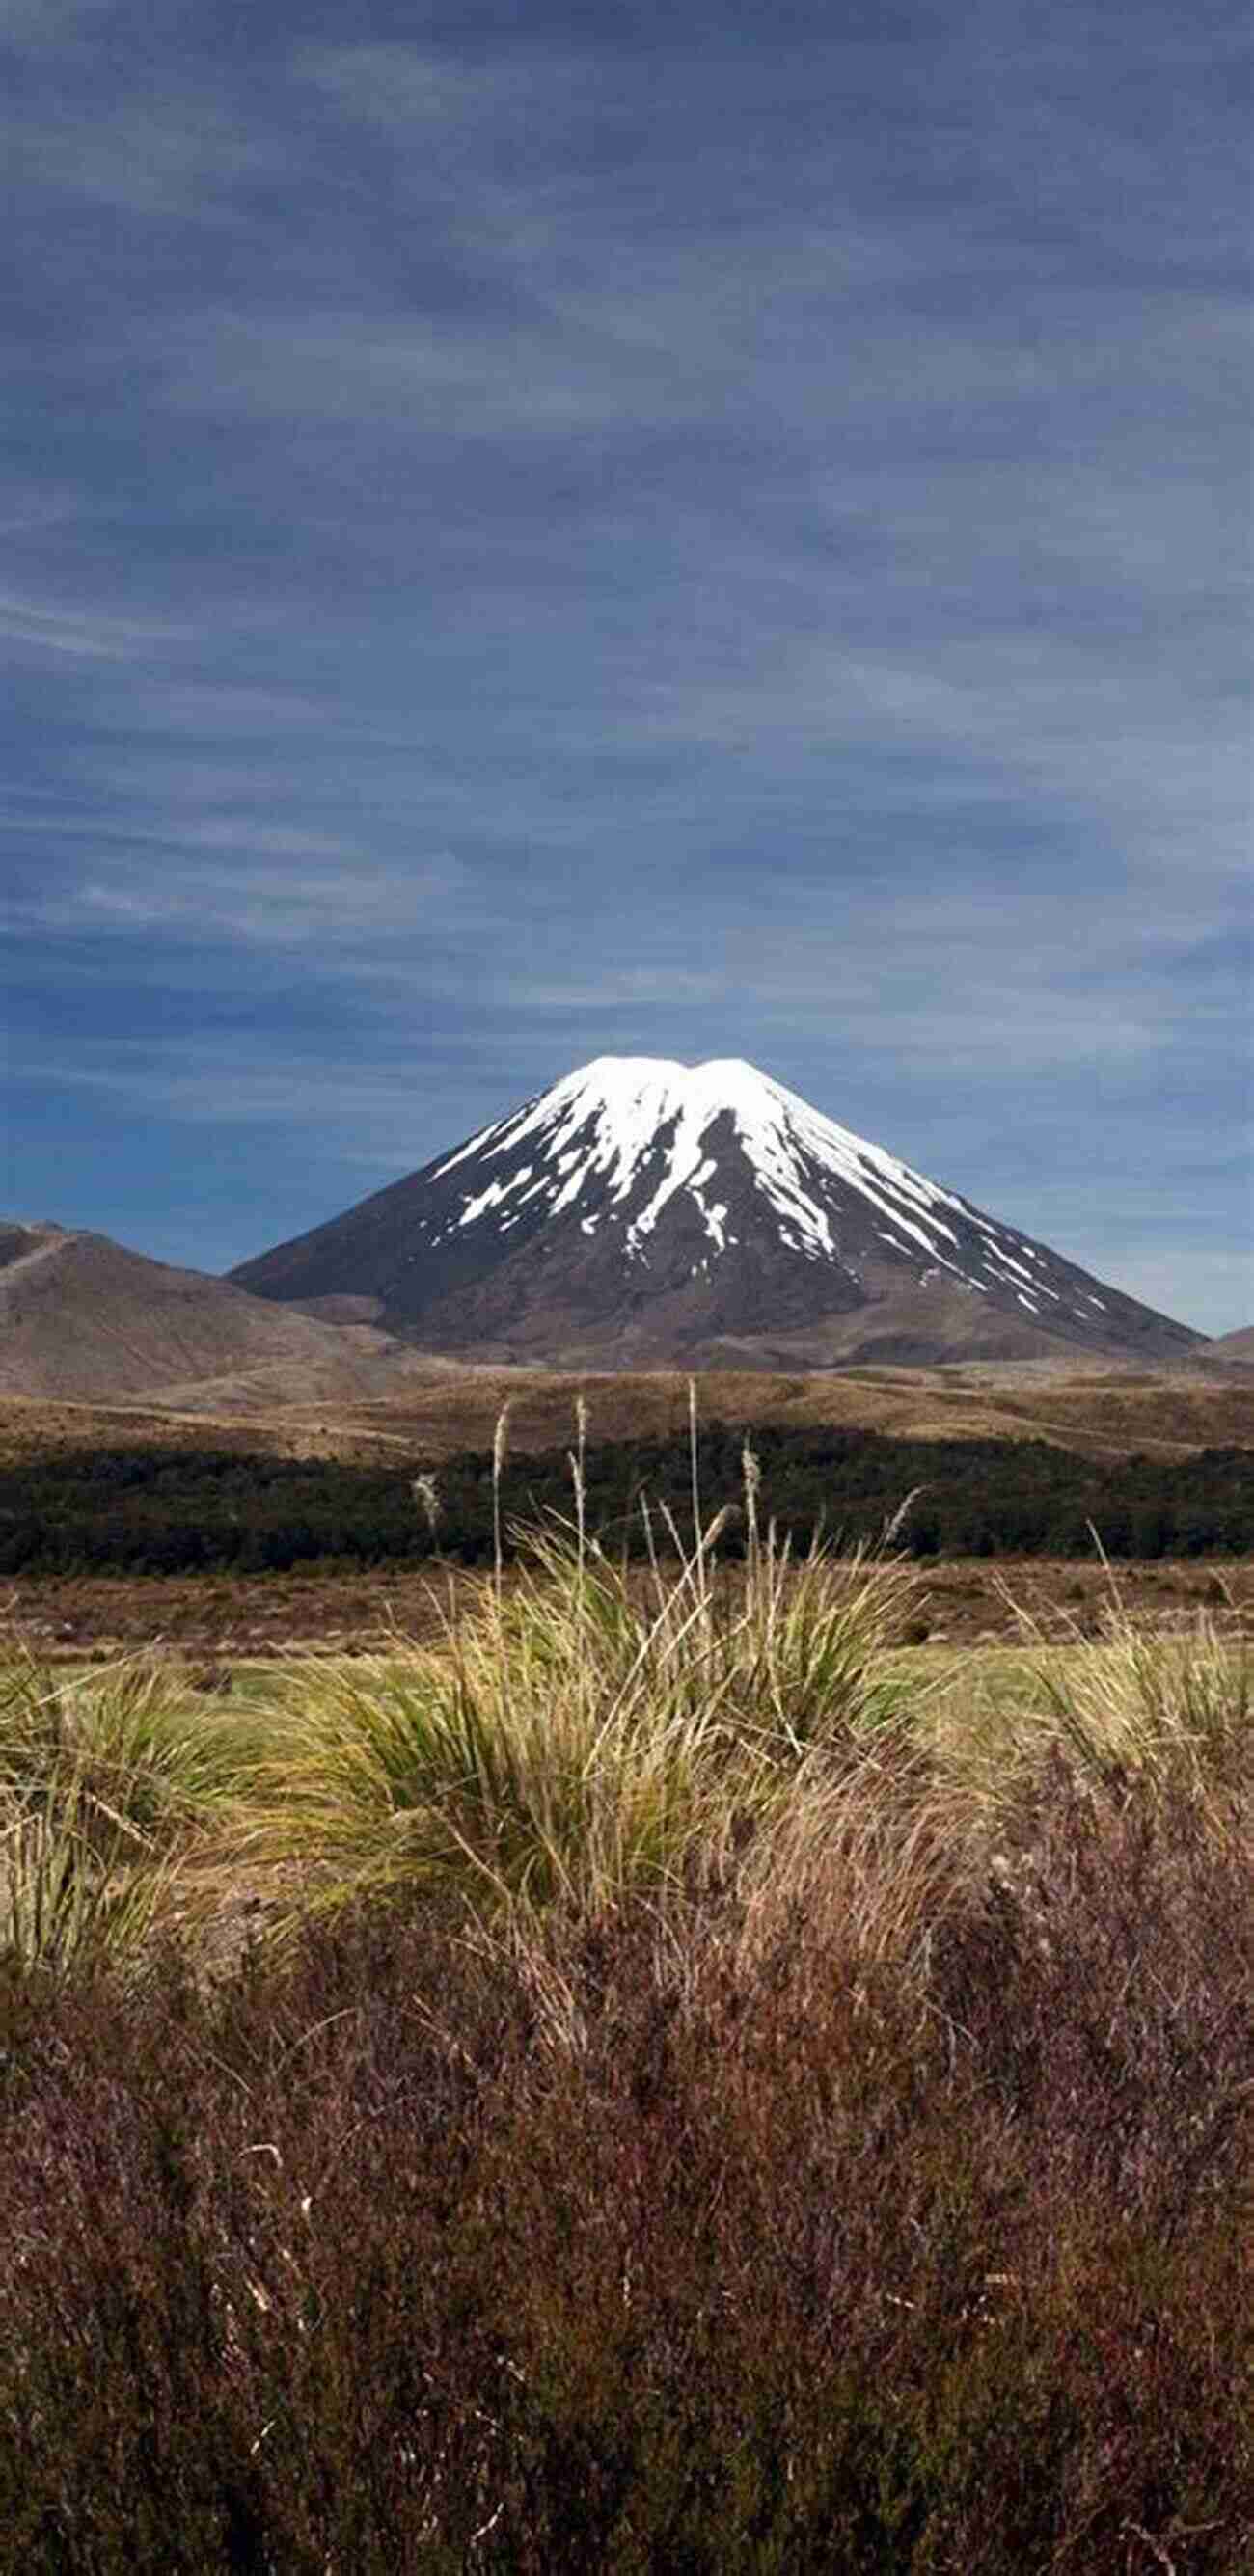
231, 1057, 1202, 1369
428, 1056, 1019, 1282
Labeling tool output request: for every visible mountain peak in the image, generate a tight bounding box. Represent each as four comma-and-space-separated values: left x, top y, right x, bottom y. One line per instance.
230, 1057, 1203, 1372
433, 1053, 968, 1275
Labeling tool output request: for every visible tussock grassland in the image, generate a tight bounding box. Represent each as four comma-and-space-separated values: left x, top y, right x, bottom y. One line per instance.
6, 1353, 1253, 1471
0, 1421, 1249, 2569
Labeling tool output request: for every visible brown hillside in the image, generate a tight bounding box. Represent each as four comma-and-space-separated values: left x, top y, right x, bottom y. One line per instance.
1204, 1324, 1254, 1367
305, 1359, 1254, 1466
0, 1224, 424, 1409
3, 1354, 1250, 1473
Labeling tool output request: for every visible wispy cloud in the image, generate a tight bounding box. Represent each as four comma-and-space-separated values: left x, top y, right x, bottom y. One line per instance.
0, 589, 193, 661
4, 0, 1249, 1330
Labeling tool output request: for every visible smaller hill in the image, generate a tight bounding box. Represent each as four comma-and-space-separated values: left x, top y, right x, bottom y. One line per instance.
0, 1223, 423, 1408
1205, 1325, 1254, 1367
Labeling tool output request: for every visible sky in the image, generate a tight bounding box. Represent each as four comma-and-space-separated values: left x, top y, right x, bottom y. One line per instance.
4, 0, 1251, 1334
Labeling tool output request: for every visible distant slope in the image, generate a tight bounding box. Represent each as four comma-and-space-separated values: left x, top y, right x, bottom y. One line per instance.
315, 1358, 1254, 1466
0, 1222, 423, 1408
7, 1352, 1250, 1478
1206, 1324, 1254, 1366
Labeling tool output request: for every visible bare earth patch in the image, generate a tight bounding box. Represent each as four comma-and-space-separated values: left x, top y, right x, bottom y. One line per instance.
7, 1553, 1252, 1663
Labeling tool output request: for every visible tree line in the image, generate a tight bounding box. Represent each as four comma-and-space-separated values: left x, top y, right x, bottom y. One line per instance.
0, 1422, 1250, 1574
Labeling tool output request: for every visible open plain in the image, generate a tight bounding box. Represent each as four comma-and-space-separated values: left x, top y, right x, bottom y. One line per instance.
7, 1554, 1251, 1663
3, 1354, 1250, 1658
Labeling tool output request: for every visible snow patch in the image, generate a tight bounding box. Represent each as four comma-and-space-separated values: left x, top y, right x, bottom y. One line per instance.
434, 1056, 985, 1282
417, 1058, 1120, 1334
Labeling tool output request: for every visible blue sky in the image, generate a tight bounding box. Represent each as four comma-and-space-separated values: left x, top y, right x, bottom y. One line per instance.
5, 0, 1250, 1332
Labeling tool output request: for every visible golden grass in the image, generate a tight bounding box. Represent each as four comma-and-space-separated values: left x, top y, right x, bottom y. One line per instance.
0, 1644, 249, 1977
5, 1349, 1253, 1468
1, 1407, 1248, 1978
219, 1502, 923, 1935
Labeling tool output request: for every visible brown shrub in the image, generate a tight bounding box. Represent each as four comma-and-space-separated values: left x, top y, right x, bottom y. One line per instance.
0, 1757, 1248, 2572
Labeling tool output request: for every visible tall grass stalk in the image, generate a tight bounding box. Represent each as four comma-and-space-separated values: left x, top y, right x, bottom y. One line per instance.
491, 1401, 512, 1612
571, 1392, 587, 1581
688, 1375, 705, 1608
411, 1471, 441, 1546
741, 1435, 763, 1629
568, 1394, 589, 1723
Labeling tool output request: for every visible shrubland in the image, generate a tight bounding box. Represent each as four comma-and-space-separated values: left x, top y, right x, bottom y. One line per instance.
0, 1427, 1249, 2570
3, 1416, 1252, 1573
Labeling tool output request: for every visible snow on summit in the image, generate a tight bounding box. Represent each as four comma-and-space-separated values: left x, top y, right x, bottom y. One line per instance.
431, 1055, 974, 1278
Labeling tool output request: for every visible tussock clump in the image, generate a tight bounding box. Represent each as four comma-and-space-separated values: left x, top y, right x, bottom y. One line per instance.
0, 1641, 239, 1830
913, 1574, 1252, 1855
0, 1643, 235, 1978
226, 1485, 924, 1934
1036, 1604, 1251, 1799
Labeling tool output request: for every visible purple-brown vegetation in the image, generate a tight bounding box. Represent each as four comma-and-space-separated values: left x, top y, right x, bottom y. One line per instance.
1, 1750, 1248, 2572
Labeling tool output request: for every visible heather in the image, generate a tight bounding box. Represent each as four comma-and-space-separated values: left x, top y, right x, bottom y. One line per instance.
0, 1484, 1249, 2571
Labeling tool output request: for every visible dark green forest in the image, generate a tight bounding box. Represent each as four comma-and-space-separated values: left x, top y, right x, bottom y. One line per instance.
1, 1424, 1250, 1574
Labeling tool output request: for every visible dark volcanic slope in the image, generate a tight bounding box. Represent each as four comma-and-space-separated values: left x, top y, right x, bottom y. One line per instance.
231, 1058, 1204, 1370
